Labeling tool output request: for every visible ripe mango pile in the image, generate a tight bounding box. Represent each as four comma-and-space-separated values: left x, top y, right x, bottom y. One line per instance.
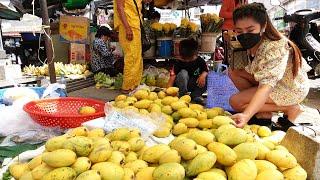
8, 87, 307, 180
10, 124, 307, 180
111, 87, 233, 138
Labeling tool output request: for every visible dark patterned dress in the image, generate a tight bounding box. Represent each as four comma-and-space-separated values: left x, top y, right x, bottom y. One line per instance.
91, 38, 114, 73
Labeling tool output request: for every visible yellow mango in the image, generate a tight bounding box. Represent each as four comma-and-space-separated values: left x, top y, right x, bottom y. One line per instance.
186, 152, 217, 177
134, 100, 153, 109
108, 151, 126, 166
179, 118, 199, 128
257, 126, 272, 137
115, 94, 127, 102
42, 167, 76, 180
68, 127, 89, 136
124, 160, 148, 174
256, 169, 284, 180
9, 163, 30, 179
76, 170, 101, 180
188, 130, 215, 146
228, 159, 257, 180
28, 155, 43, 170
283, 166, 307, 180
233, 142, 259, 161
254, 160, 277, 174
88, 144, 112, 163
172, 123, 188, 135
136, 167, 155, 180
189, 104, 204, 111
159, 149, 181, 164
91, 162, 124, 180
128, 137, 145, 152
153, 163, 185, 180
207, 142, 237, 166
42, 149, 77, 168
266, 150, 297, 169
71, 157, 91, 175
142, 144, 171, 163
63, 136, 93, 157
31, 163, 53, 180
125, 152, 138, 163
87, 128, 105, 138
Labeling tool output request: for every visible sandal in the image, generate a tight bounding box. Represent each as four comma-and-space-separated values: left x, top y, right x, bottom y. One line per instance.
247, 116, 272, 128
121, 89, 132, 94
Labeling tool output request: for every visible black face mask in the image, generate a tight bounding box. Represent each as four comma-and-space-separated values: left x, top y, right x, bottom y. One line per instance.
236, 33, 262, 50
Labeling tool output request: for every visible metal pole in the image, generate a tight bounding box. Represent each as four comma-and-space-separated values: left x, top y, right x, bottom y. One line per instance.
39, 0, 56, 83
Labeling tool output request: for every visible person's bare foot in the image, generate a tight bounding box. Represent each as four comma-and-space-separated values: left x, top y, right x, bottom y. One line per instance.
286, 105, 303, 122
255, 112, 273, 119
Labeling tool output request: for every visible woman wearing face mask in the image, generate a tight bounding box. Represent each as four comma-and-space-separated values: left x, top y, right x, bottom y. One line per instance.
229, 3, 311, 128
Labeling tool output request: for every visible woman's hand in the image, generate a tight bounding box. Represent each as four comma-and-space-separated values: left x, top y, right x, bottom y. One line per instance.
125, 27, 133, 41
231, 113, 251, 128
110, 46, 116, 51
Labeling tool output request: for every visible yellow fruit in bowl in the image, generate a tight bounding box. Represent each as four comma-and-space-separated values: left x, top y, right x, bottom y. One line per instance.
79, 106, 96, 115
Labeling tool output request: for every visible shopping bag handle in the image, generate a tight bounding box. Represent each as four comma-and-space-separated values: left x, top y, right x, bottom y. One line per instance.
217, 64, 228, 74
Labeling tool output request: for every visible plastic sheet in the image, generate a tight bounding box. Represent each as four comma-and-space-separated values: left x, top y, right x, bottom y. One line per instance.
0, 129, 62, 146
2, 87, 39, 105
104, 103, 166, 139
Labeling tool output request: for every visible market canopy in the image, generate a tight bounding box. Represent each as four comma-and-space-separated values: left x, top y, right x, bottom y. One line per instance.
0, 3, 21, 20
96, 0, 222, 10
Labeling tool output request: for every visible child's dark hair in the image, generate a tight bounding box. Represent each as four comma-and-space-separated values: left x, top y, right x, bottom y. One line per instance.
233, 3, 302, 78
151, 11, 161, 20
95, 26, 111, 38
180, 38, 198, 59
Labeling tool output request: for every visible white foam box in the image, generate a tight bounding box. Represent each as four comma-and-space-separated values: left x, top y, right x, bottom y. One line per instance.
0, 64, 22, 80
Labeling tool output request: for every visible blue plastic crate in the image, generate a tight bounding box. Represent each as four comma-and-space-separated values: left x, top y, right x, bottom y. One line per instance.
206, 70, 238, 112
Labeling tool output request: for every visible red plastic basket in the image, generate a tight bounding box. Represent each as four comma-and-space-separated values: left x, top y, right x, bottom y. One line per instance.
23, 97, 106, 128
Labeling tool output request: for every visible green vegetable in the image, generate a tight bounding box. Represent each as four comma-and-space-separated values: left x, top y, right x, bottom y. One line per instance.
114, 73, 123, 90
2, 170, 12, 180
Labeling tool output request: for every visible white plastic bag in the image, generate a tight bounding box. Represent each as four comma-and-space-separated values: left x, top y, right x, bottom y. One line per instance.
104, 103, 166, 139
0, 99, 41, 137
3, 87, 39, 105
42, 83, 66, 98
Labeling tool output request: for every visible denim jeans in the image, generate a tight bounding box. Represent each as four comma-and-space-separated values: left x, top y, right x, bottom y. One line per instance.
175, 69, 207, 99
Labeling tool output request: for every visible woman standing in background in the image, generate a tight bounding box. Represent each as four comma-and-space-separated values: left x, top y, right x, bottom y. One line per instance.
114, 0, 152, 93
219, 0, 247, 65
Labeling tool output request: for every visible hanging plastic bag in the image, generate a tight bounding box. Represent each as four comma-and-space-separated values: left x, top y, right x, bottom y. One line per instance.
143, 66, 158, 87
156, 68, 170, 88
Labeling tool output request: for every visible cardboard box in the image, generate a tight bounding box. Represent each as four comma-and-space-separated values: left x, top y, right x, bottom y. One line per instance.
59, 15, 89, 44
0, 64, 22, 80
70, 43, 86, 63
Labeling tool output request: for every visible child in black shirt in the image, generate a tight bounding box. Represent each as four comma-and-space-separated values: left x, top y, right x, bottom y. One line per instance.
167, 39, 208, 105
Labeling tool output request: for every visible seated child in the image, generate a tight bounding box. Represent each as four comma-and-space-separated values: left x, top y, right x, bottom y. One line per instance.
167, 38, 208, 105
